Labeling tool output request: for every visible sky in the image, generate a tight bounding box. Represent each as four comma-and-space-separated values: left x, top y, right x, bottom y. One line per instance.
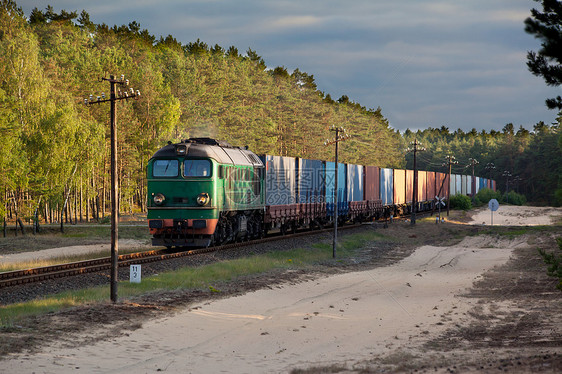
17, 0, 562, 133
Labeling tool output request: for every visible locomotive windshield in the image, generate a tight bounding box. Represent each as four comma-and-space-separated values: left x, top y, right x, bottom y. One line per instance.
184, 159, 212, 177
153, 159, 179, 177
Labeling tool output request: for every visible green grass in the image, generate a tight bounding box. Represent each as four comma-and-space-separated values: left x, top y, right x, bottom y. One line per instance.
0, 231, 384, 326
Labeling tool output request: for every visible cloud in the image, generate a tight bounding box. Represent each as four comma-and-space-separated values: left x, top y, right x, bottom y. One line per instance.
269, 15, 323, 29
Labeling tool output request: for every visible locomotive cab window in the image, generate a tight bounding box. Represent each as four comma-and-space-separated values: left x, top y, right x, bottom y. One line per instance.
153, 159, 179, 177
183, 159, 212, 178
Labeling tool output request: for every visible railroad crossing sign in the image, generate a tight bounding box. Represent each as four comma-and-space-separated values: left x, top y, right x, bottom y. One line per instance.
488, 199, 499, 225
435, 196, 446, 224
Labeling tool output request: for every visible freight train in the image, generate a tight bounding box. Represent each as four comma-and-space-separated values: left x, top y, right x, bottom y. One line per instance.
147, 138, 496, 248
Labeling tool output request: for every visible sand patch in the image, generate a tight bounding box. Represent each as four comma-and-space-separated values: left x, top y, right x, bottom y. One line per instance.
468, 205, 562, 226
1, 236, 519, 373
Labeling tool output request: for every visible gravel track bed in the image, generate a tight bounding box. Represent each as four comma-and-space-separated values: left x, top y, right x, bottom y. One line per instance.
0, 226, 392, 306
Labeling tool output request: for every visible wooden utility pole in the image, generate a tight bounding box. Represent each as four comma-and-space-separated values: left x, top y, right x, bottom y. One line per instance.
407, 139, 425, 225
485, 162, 496, 191
502, 170, 512, 204
443, 155, 458, 217
85, 75, 140, 303
324, 126, 350, 259
468, 158, 479, 196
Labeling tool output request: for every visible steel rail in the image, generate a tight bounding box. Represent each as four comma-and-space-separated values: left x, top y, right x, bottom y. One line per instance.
0, 224, 361, 289
0, 210, 433, 289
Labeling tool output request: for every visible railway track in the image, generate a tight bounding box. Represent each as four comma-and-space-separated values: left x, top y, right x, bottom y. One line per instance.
0, 224, 365, 289
0, 210, 436, 289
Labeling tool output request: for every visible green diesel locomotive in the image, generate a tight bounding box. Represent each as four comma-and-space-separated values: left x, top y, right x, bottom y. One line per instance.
147, 138, 265, 247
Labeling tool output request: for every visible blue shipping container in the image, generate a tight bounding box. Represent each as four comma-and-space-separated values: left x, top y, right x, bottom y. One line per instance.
297, 158, 325, 203
260, 155, 296, 205
325, 161, 347, 216
380, 168, 393, 205
479, 178, 487, 191
347, 164, 364, 202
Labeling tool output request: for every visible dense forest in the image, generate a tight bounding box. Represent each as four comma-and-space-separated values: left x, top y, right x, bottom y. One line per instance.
402, 121, 562, 205
1, 1, 561, 227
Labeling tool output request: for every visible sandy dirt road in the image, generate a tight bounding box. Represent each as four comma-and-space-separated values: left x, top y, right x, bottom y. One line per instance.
1, 206, 561, 373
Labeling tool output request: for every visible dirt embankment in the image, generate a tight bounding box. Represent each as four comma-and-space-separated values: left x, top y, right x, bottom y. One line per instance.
0, 206, 561, 373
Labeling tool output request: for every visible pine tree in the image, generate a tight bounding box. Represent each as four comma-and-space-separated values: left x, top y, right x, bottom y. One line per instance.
525, 0, 562, 110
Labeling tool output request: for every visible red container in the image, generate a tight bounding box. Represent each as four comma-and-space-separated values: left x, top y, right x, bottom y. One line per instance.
364, 166, 380, 201
417, 171, 427, 202
394, 169, 406, 204
427, 171, 436, 201
406, 169, 414, 203
435, 172, 449, 198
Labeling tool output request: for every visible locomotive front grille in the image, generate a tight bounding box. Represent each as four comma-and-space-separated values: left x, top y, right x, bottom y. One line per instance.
149, 220, 163, 229
173, 197, 191, 203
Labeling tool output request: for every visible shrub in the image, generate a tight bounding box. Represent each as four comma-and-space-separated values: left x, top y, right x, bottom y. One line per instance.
539, 238, 562, 291
475, 188, 501, 205
502, 191, 527, 206
450, 194, 472, 210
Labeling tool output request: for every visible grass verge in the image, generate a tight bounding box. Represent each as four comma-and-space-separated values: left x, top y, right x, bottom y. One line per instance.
0, 231, 384, 326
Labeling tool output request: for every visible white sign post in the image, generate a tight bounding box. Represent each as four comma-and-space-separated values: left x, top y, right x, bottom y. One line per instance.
488, 199, 499, 225
130, 264, 141, 283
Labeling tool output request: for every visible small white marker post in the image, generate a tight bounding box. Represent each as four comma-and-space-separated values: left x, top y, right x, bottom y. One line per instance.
130, 264, 141, 283
488, 199, 499, 225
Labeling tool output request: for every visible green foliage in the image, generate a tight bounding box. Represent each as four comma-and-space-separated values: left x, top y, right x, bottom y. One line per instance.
0, 1, 561, 223
524, 0, 562, 110
474, 188, 502, 207
502, 191, 527, 206
538, 238, 562, 291
402, 119, 562, 205
450, 194, 472, 210
0, 3, 405, 222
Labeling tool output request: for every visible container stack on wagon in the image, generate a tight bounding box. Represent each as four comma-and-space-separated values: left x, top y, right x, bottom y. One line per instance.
259, 155, 498, 233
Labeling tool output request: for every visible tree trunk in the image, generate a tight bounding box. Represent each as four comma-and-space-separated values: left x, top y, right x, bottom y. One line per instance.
80, 175, 83, 222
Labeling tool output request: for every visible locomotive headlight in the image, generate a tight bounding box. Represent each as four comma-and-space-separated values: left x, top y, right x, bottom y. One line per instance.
153, 193, 166, 206
175, 144, 187, 156
196, 192, 210, 206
